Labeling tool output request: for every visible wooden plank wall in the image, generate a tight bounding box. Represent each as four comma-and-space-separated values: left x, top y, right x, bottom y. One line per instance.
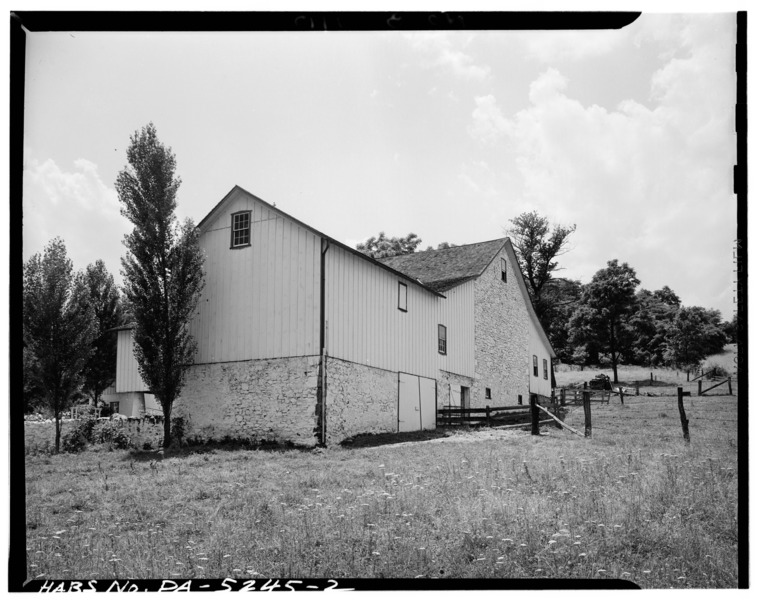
190, 190, 321, 364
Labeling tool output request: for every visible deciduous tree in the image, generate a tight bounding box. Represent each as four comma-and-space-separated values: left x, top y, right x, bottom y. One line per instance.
23, 238, 98, 452
117, 123, 205, 448
568, 260, 640, 383
357, 232, 422, 258
664, 306, 728, 372
507, 211, 576, 336
82, 260, 125, 408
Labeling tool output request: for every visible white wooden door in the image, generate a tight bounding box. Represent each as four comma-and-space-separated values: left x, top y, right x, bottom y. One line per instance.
398, 372, 421, 432
451, 386, 461, 408
419, 377, 436, 431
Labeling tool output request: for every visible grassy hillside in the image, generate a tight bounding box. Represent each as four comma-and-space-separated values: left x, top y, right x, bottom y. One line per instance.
25, 381, 739, 588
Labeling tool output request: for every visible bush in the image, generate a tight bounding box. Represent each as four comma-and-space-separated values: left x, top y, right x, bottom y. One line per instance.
61, 418, 97, 453
171, 416, 186, 446
97, 421, 131, 450
703, 362, 730, 380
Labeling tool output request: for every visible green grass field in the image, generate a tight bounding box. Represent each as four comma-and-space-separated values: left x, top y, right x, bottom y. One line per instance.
24, 380, 739, 588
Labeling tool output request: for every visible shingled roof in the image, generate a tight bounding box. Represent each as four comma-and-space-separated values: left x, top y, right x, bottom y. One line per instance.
378, 239, 507, 292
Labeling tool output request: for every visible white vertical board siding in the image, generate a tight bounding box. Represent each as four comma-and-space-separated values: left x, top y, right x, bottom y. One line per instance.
435, 280, 475, 378
115, 330, 150, 393
190, 190, 321, 363
325, 246, 438, 379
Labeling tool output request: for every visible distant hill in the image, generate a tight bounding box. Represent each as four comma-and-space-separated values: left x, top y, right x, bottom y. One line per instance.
703, 343, 737, 374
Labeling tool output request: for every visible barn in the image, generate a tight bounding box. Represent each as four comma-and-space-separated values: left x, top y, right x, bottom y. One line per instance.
112, 185, 555, 445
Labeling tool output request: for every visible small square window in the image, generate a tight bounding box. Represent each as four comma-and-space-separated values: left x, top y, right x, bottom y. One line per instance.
543, 359, 548, 380
501, 258, 507, 282
231, 211, 251, 248
438, 324, 447, 355
109, 402, 120, 415
485, 388, 492, 400
398, 282, 408, 312
533, 355, 538, 377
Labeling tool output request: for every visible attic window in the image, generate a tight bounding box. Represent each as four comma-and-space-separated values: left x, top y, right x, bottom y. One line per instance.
231, 211, 251, 248
533, 355, 538, 377
398, 282, 408, 312
485, 388, 492, 400
543, 359, 548, 380
438, 324, 447, 355
501, 258, 507, 282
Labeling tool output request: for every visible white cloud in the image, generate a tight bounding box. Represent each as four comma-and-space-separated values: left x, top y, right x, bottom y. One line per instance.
406, 32, 491, 81
23, 156, 130, 281
518, 29, 628, 63
468, 15, 735, 314
469, 95, 511, 143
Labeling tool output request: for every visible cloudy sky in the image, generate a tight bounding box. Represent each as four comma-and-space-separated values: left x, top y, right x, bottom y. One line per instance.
21, 13, 738, 319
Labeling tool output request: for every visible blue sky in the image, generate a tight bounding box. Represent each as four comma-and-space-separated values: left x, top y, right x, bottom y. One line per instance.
21, 13, 738, 318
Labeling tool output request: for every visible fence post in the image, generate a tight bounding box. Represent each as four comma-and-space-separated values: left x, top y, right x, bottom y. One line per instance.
583, 391, 592, 438
677, 387, 690, 443
697, 380, 702, 396
650, 372, 653, 383
560, 388, 566, 406
518, 394, 522, 406
686, 370, 690, 382
619, 388, 624, 405
486, 405, 491, 428
728, 377, 733, 395
530, 394, 540, 436
635, 385, 639, 396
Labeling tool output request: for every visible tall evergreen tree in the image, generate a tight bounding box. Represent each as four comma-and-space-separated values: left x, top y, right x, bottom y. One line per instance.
116, 123, 205, 448
82, 260, 125, 408
23, 238, 98, 452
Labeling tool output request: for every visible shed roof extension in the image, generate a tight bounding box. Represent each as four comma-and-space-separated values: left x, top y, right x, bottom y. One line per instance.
378, 239, 506, 293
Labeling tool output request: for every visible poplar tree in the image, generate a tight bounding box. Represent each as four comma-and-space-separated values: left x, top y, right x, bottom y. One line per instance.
81, 260, 125, 408
116, 123, 205, 448
23, 238, 97, 452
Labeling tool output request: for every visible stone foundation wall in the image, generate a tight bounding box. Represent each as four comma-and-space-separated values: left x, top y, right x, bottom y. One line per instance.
174, 356, 321, 446
325, 357, 398, 444
437, 370, 475, 408
473, 251, 531, 408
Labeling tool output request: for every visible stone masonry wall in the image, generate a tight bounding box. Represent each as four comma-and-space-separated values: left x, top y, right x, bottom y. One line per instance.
437, 370, 475, 408
325, 356, 398, 445
174, 356, 321, 447
473, 251, 530, 408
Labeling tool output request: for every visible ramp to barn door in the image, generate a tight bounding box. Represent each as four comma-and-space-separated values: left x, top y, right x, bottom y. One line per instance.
398, 372, 437, 432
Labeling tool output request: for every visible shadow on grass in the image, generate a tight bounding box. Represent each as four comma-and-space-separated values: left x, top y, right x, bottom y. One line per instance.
340, 428, 454, 449
123, 438, 314, 462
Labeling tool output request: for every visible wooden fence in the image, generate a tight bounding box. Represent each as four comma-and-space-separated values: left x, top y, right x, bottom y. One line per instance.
437, 398, 566, 431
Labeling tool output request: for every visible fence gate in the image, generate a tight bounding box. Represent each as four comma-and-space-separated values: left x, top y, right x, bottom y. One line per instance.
398, 372, 437, 432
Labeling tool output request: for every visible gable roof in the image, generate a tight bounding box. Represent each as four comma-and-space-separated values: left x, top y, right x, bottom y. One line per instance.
196, 185, 446, 298
377, 239, 507, 292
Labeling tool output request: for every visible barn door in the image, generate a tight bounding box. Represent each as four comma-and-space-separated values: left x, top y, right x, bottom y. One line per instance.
419, 377, 436, 431
451, 386, 461, 408
398, 372, 421, 432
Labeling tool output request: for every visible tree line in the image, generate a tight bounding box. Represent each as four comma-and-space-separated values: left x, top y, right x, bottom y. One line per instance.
24, 124, 204, 452
358, 212, 734, 383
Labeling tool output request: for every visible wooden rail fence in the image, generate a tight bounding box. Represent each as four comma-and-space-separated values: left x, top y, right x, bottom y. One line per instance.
438, 400, 564, 430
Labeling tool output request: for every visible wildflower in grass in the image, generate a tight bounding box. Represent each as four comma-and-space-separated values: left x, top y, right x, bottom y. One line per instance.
578, 553, 587, 558
597, 569, 606, 574
643, 570, 651, 574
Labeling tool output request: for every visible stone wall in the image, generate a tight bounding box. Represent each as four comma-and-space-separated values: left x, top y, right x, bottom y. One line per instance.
174, 356, 321, 446
24, 417, 164, 454
473, 251, 531, 408
437, 370, 475, 408
325, 356, 398, 444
